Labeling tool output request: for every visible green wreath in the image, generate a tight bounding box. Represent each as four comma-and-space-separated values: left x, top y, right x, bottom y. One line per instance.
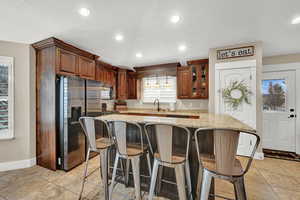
222, 80, 252, 110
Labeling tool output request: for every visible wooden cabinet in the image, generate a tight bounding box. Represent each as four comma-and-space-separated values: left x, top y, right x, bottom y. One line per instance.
116, 69, 138, 100
177, 66, 192, 99
95, 62, 116, 86
127, 72, 137, 99
56, 48, 78, 75
78, 56, 95, 80
117, 69, 128, 100
177, 59, 209, 99
32, 37, 99, 170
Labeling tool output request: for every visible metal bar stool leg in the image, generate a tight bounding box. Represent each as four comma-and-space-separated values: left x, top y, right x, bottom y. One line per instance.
200, 169, 213, 200
233, 176, 247, 200
78, 148, 90, 200
146, 152, 152, 177
100, 149, 109, 200
185, 161, 192, 199
156, 165, 163, 195
148, 159, 159, 200
196, 168, 202, 200
109, 153, 120, 200
125, 159, 130, 186
131, 156, 141, 200
175, 163, 187, 200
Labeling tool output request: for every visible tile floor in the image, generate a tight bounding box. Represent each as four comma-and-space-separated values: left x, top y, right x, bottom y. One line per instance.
0, 157, 299, 200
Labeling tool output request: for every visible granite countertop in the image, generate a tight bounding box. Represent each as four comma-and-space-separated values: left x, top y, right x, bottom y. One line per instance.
96, 112, 255, 132
118, 109, 208, 116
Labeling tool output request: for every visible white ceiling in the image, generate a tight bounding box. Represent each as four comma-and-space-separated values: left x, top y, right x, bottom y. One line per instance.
1, 0, 300, 67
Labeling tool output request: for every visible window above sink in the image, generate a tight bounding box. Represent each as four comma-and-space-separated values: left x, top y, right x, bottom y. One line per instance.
142, 76, 177, 103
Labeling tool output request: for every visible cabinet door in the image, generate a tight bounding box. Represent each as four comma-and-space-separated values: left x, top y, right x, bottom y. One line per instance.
108, 71, 113, 86
117, 70, 127, 100
78, 56, 95, 80
95, 65, 101, 81
127, 74, 137, 99
56, 48, 78, 75
177, 66, 192, 99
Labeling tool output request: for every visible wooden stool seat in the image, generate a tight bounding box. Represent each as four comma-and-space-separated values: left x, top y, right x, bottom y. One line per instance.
200, 154, 243, 176
96, 138, 114, 149
126, 144, 148, 156
154, 153, 185, 164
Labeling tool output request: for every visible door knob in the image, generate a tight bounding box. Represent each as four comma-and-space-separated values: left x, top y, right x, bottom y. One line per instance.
288, 114, 295, 118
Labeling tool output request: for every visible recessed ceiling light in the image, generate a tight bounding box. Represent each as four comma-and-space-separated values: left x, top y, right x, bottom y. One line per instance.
291, 16, 300, 24
78, 8, 90, 17
115, 34, 124, 41
178, 44, 187, 52
136, 53, 143, 58
170, 15, 180, 24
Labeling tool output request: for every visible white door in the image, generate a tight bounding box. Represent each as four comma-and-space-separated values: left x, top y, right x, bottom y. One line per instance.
262, 71, 296, 152
216, 67, 256, 156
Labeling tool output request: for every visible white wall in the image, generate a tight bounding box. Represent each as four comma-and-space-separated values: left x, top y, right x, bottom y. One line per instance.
0, 40, 36, 170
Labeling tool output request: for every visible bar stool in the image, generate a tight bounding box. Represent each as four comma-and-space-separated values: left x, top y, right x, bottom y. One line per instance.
194, 128, 260, 200
78, 117, 114, 200
109, 120, 152, 200
145, 123, 192, 200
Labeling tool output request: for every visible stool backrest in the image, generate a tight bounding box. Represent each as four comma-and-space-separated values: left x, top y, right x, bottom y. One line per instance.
110, 120, 144, 156
79, 117, 111, 151
145, 123, 191, 164
194, 128, 260, 176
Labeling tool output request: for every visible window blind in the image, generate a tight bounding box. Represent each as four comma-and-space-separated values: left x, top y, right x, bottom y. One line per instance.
142, 76, 177, 103
0, 57, 13, 139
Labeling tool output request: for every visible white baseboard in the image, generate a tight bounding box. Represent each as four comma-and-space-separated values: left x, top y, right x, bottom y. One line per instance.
0, 158, 36, 172
254, 152, 264, 160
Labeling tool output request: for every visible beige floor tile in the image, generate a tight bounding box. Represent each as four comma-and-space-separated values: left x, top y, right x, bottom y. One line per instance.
273, 187, 300, 200
0, 176, 49, 200
276, 159, 300, 178
0, 196, 6, 200
259, 169, 300, 192
0, 157, 297, 200
53, 177, 92, 195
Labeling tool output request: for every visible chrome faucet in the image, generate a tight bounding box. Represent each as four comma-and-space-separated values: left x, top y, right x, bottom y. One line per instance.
154, 98, 160, 112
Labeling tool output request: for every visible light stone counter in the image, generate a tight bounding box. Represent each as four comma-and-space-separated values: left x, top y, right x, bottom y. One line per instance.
96, 113, 255, 132
117, 109, 207, 116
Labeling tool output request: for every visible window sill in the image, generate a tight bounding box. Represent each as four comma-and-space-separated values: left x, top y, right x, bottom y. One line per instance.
0, 136, 15, 141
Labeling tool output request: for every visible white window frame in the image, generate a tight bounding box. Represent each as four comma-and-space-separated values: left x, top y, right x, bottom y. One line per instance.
0, 56, 14, 140
142, 76, 177, 103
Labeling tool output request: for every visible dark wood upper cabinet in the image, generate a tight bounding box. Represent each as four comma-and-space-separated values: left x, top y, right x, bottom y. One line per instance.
187, 59, 209, 99
56, 48, 78, 75
116, 69, 138, 100
127, 72, 137, 99
95, 61, 117, 87
177, 59, 209, 99
177, 66, 192, 99
117, 69, 128, 100
78, 56, 95, 80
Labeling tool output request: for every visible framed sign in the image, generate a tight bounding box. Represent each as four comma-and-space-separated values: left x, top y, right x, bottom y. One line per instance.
217, 46, 255, 60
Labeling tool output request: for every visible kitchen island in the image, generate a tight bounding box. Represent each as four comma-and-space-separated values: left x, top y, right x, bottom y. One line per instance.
96, 112, 255, 199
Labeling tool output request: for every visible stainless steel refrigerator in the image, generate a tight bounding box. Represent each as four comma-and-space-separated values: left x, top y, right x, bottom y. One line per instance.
57, 76, 86, 171
57, 76, 112, 171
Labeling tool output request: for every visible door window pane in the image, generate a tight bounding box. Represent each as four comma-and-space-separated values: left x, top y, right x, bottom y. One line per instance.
262, 79, 286, 111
